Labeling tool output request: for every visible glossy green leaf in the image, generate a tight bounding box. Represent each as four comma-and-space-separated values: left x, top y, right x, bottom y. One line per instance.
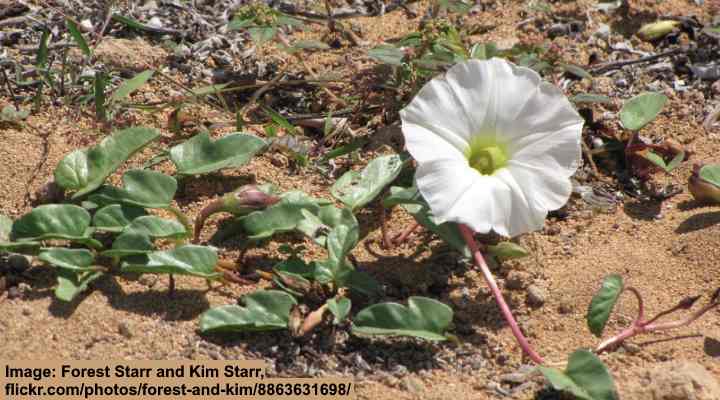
199, 290, 298, 333
12, 204, 95, 244
66, 18, 91, 57
39, 248, 95, 271
351, 297, 453, 341
369, 44, 405, 65
331, 154, 403, 211
101, 232, 154, 258
53, 126, 160, 198
122, 245, 220, 278
619, 92, 667, 131
110, 70, 154, 103
89, 169, 177, 209
328, 298, 351, 324
92, 204, 147, 232
169, 132, 266, 175
538, 349, 618, 400
239, 191, 330, 240
0, 214, 40, 254
587, 274, 624, 337
124, 216, 186, 239
487, 242, 529, 260
55, 269, 103, 302
639, 150, 684, 173
273, 257, 315, 278
699, 164, 720, 186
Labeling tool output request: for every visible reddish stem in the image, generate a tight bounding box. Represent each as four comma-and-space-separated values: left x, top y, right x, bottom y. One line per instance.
392, 222, 422, 245
459, 224, 544, 364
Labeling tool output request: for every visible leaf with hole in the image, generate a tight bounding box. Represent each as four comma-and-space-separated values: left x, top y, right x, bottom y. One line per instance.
89, 169, 177, 209
53, 126, 160, 198
351, 297, 453, 341
587, 274, 624, 337
328, 298, 351, 324
487, 242, 529, 260
199, 290, 298, 333
121, 245, 220, 278
332, 155, 403, 211
55, 269, 103, 302
538, 349, 618, 400
110, 70, 154, 103
39, 248, 95, 271
619, 92, 667, 131
169, 132, 267, 175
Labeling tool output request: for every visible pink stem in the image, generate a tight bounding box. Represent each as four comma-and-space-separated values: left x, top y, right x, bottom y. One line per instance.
459, 224, 544, 364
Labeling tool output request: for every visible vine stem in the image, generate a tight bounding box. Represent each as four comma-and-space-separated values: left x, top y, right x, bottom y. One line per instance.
459, 224, 544, 364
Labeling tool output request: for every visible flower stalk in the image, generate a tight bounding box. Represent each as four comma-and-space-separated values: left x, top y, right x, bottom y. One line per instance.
459, 224, 544, 364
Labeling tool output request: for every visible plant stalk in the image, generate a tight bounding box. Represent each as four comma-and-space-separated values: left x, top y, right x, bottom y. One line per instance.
459, 224, 544, 364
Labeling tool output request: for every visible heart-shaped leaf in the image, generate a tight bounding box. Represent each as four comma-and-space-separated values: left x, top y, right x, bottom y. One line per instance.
121, 245, 220, 278
328, 297, 351, 324
619, 92, 667, 131
0, 215, 40, 253
587, 274, 624, 337
239, 191, 331, 240
199, 290, 298, 333
273, 257, 316, 278
123, 216, 186, 239
638, 150, 684, 174
699, 164, 720, 186
169, 132, 267, 175
54, 126, 160, 198
39, 248, 95, 271
89, 169, 177, 209
369, 44, 405, 65
92, 204, 147, 232
313, 224, 359, 285
487, 242, 529, 260
538, 349, 618, 400
331, 154, 403, 211
55, 269, 103, 302
352, 297, 453, 341
101, 232, 154, 258
11, 205, 101, 248
296, 205, 358, 247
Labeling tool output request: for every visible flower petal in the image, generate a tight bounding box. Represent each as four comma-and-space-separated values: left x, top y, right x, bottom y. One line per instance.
493, 168, 548, 236
402, 122, 467, 164
509, 122, 582, 178
506, 160, 574, 212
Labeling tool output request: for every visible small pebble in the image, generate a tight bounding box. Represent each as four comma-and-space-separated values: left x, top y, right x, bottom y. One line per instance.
505, 271, 530, 290
526, 285, 547, 307
118, 322, 133, 339
21, 306, 31, 316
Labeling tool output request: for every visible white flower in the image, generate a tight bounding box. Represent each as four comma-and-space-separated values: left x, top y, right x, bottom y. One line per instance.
400, 58, 583, 237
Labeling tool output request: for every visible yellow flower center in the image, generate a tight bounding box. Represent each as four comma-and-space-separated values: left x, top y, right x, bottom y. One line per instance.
465, 136, 509, 175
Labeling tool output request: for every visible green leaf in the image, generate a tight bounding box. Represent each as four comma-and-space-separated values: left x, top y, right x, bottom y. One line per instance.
639, 150, 684, 173
191, 83, 229, 96
0, 214, 12, 241
94, 71, 107, 122
699, 164, 720, 187
619, 92, 667, 131
169, 132, 267, 175
331, 155, 403, 211
39, 248, 95, 271
351, 297, 453, 341
228, 18, 254, 30
122, 245, 219, 278
0, 105, 29, 122
123, 216, 186, 239
248, 27, 277, 45
55, 269, 103, 302
291, 40, 329, 50
37, 29, 50, 68
101, 232, 154, 258
53, 126, 160, 198
92, 204, 147, 232
561, 64, 592, 79
263, 107, 296, 134
538, 349, 618, 400
319, 138, 368, 162
12, 204, 94, 243
111, 13, 150, 31
368, 44, 405, 65
328, 298, 351, 324
239, 191, 331, 240
66, 18, 91, 57
296, 205, 358, 247
571, 93, 613, 104
469, 42, 498, 60
587, 275, 624, 337
89, 169, 177, 209
487, 242, 529, 260
383, 185, 424, 208
199, 290, 298, 333
110, 70, 154, 103
273, 257, 315, 279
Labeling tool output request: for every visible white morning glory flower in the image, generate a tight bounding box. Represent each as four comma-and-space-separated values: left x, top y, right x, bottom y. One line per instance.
400, 58, 583, 237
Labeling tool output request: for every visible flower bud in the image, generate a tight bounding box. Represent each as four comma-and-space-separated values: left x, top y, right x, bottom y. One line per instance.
637, 20, 681, 41
688, 164, 720, 204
